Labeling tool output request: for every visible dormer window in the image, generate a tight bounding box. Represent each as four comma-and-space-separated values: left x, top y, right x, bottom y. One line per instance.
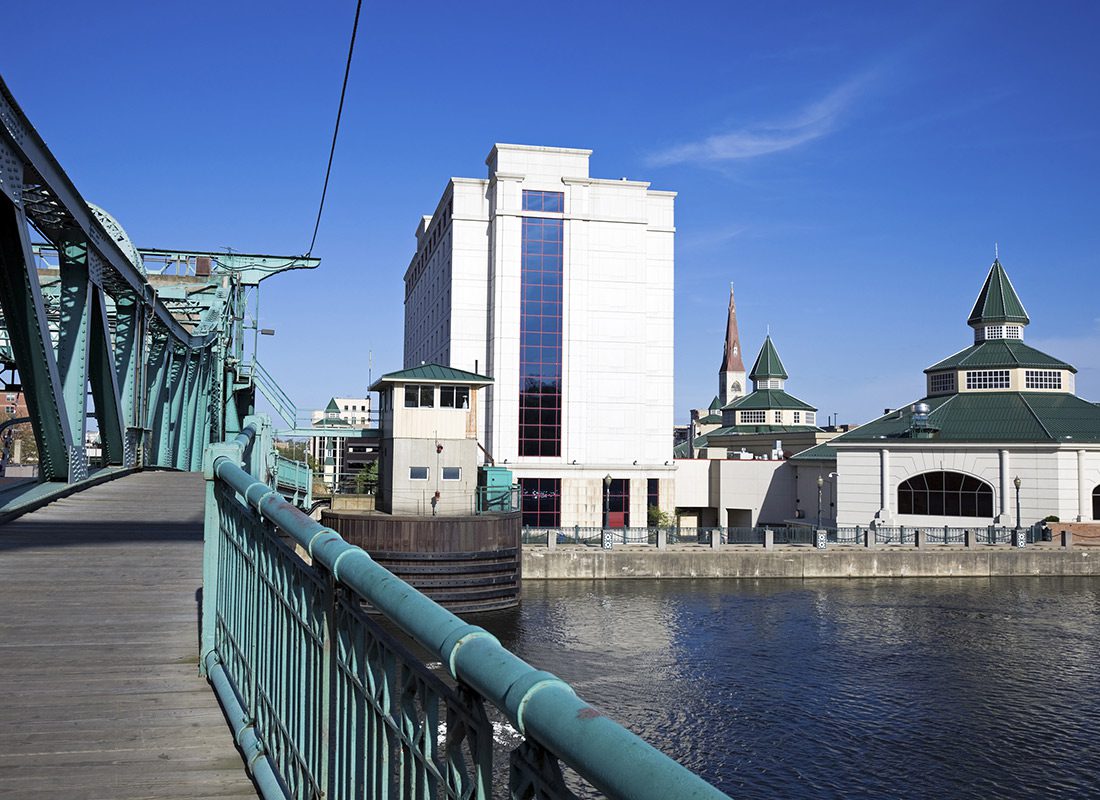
929, 372, 956, 394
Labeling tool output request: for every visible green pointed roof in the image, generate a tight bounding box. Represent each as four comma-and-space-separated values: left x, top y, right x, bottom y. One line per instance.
708, 395, 722, 411
967, 259, 1029, 327
749, 336, 788, 381
828, 391, 1100, 444
924, 340, 1075, 374
324, 397, 341, 413
370, 363, 493, 391
725, 388, 815, 412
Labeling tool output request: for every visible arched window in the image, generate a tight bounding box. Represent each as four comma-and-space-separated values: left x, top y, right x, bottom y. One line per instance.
731, 381, 742, 394
1093, 484, 1100, 520
898, 471, 994, 517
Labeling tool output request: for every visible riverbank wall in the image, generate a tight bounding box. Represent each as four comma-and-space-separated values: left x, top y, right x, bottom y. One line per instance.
522, 546, 1099, 579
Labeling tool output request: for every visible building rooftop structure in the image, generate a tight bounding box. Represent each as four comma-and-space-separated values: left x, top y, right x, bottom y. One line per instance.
823, 256, 1100, 528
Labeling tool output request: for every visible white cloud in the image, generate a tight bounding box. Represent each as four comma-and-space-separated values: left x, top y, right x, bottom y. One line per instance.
647, 74, 873, 167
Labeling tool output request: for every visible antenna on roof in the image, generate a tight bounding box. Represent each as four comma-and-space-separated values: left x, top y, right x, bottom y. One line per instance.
994, 242, 999, 260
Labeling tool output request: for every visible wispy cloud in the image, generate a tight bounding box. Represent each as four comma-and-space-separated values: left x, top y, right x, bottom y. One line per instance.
647, 74, 874, 167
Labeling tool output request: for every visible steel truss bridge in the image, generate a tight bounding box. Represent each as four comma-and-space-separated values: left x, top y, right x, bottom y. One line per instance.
0, 74, 731, 799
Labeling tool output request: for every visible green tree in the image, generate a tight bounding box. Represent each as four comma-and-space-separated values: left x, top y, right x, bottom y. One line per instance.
647, 505, 674, 527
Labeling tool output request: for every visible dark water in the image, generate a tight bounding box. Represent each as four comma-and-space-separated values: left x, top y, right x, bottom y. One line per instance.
474, 578, 1100, 799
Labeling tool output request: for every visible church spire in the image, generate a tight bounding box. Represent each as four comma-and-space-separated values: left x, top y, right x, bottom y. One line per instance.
720, 284, 745, 373
719, 284, 747, 405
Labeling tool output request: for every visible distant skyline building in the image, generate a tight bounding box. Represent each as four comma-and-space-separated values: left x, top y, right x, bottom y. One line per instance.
308, 396, 372, 490
402, 143, 676, 526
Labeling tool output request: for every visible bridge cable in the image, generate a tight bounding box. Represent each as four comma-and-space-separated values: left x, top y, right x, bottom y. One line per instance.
306, 0, 363, 258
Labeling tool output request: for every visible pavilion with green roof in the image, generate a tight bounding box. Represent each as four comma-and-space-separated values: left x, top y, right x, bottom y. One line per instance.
676, 335, 837, 459
816, 258, 1100, 529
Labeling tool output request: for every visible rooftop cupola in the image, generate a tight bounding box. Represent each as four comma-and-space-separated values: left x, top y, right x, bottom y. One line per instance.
749, 335, 788, 391
967, 258, 1029, 343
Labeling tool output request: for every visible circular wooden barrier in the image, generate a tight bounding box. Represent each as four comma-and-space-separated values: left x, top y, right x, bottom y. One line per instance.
321, 510, 522, 613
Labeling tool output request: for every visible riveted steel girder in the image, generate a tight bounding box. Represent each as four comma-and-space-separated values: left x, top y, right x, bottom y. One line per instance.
0, 196, 73, 480
112, 292, 143, 432
88, 286, 127, 465
56, 237, 91, 471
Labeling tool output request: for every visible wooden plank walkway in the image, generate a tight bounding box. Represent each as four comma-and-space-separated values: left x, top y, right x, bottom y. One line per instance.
0, 471, 257, 799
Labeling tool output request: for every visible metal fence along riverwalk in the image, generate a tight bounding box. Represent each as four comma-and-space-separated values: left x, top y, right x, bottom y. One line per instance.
521, 524, 1060, 549
201, 417, 730, 799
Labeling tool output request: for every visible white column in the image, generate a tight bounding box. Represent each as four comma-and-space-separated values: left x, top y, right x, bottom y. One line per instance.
1078, 449, 1089, 522
879, 448, 891, 514
999, 449, 1010, 522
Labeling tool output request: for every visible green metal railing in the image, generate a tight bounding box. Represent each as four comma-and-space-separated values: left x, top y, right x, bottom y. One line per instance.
272, 453, 313, 509
201, 416, 730, 800
474, 483, 520, 514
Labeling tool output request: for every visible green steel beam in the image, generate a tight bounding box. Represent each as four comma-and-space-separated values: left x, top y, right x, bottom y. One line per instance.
189, 355, 213, 470
111, 291, 143, 458
0, 76, 214, 350
177, 354, 202, 470
160, 350, 186, 468
148, 344, 177, 467
0, 195, 73, 481
88, 286, 127, 465
56, 238, 91, 479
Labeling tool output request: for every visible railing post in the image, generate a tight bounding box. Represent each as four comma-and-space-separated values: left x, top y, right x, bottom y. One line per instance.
547, 528, 557, 550
815, 529, 827, 549
914, 529, 923, 549
865, 527, 876, 548
657, 528, 667, 550
965, 529, 974, 548
764, 528, 774, 550
320, 571, 336, 797
711, 527, 722, 550
200, 439, 241, 676
1062, 529, 1073, 549
1013, 528, 1027, 548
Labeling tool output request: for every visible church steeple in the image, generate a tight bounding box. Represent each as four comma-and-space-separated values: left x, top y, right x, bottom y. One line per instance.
968, 258, 1029, 342
719, 284, 747, 405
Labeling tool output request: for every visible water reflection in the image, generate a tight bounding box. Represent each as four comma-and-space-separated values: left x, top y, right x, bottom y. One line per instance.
475, 578, 1100, 799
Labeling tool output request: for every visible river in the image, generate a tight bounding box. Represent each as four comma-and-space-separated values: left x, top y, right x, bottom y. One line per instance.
473, 577, 1100, 798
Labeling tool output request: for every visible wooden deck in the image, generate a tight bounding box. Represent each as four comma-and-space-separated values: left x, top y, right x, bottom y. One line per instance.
0, 471, 256, 799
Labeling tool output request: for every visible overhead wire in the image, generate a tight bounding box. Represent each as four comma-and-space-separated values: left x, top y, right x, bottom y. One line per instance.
306, 0, 364, 258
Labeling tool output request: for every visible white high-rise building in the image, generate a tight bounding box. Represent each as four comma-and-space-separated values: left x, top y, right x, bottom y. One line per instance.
403, 144, 675, 528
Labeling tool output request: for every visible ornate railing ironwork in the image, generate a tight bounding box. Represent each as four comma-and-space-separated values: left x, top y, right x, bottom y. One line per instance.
202, 416, 730, 800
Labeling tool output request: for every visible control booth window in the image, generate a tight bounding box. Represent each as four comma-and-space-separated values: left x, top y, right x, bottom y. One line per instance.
404, 384, 434, 408
442, 467, 461, 481
440, 385, 470, 408
409, 467, 429, 480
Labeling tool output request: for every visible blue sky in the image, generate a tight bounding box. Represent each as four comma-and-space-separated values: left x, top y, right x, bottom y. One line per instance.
4, 1, 1100, 425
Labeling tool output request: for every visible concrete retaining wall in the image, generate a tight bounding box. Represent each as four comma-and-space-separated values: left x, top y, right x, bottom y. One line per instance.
522, 546, 1099, 579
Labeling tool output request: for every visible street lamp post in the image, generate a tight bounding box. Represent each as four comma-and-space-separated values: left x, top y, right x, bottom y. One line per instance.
1014, 475, 1022, 537
816, 474, 824, 530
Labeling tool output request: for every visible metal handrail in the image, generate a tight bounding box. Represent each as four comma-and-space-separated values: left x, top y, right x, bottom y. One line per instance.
202, 417, 729, 800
